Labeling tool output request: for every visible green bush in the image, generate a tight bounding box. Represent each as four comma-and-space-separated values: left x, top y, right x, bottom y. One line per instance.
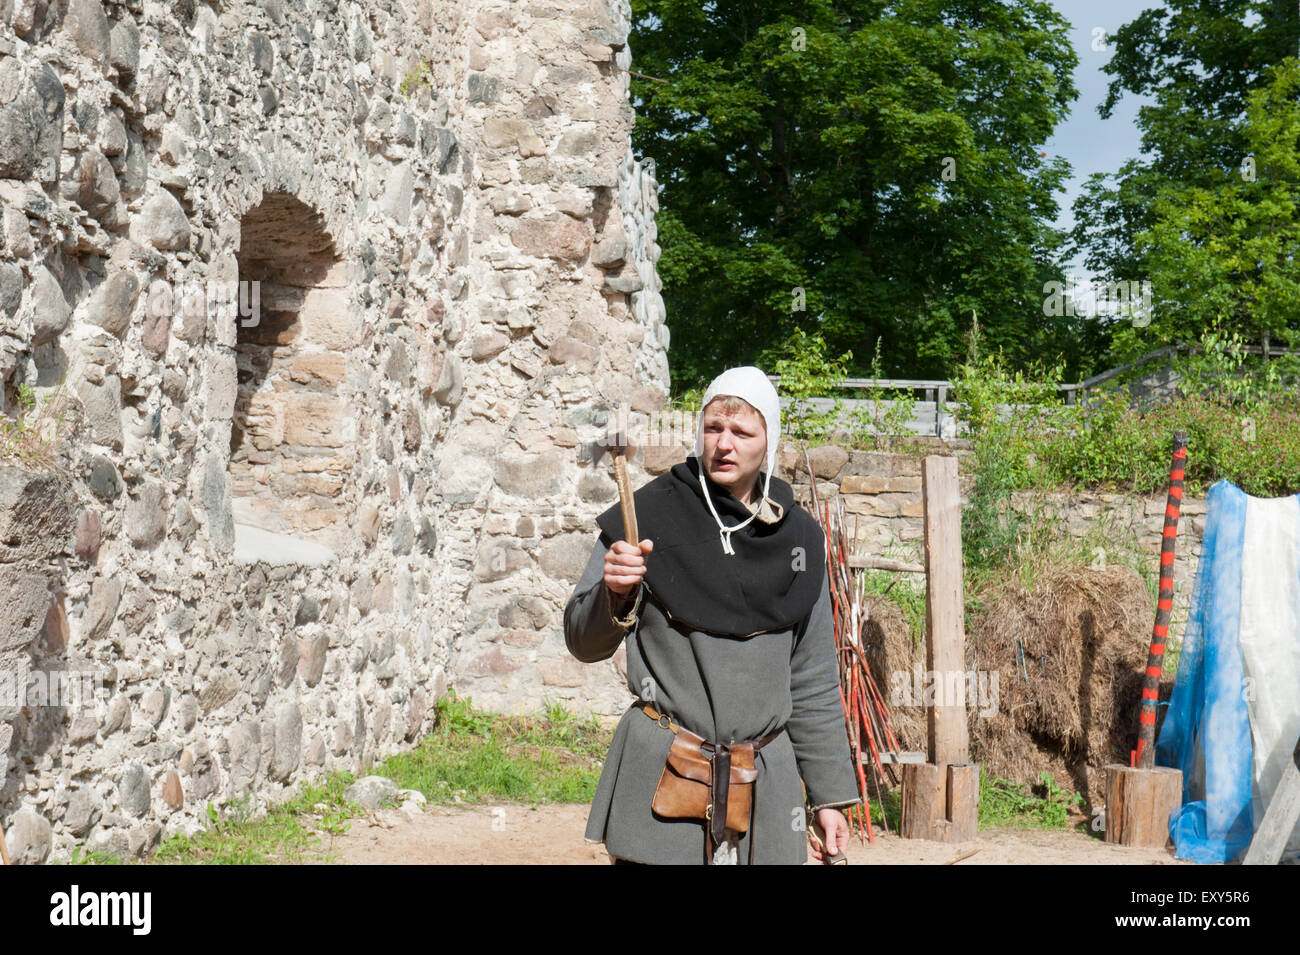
951, 349, 1066, 577
847, 338, 920, 451
759, 327, 852, 441
978, 770, 1082, 830
953, 329, 1300, 498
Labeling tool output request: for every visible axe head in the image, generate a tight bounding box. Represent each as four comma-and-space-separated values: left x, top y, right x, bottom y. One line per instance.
592, 433, 639, 468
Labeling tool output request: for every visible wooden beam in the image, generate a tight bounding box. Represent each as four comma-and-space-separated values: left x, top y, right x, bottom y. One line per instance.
922, 455, 968, 767
946, 764, 980, 843
869, 750, 926, 765
847, 555, 925, 574
1243, 736, 1300, 865
900, 762, 946, 841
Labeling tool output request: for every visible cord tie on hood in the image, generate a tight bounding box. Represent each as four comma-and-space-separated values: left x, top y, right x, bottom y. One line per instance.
699, 468, 757, 557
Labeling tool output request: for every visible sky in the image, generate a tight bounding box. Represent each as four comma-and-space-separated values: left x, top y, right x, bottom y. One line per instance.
1040, 0, 1162, 283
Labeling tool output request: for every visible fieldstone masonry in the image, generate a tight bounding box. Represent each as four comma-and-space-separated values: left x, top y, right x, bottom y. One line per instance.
0, 0, 669, 862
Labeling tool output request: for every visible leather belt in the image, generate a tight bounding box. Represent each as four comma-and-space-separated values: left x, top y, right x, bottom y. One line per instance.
639, 701, 784, 862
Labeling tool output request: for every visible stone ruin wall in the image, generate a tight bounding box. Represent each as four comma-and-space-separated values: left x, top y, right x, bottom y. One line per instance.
0, 0, 669, 863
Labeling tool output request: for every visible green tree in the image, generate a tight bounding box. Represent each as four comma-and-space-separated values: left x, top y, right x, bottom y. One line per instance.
1070, 1, 1300, 305
629, 0, 1080, 392
1115, 59, 1300, 360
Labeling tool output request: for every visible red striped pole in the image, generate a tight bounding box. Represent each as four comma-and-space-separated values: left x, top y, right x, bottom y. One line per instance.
1134, 430, 1188, 769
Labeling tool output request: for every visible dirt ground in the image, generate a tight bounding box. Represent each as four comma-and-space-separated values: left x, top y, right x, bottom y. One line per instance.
321, 803, 1191, 865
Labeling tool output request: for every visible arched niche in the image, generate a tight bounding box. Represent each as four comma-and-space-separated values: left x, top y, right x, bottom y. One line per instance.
230, 192, 356, 557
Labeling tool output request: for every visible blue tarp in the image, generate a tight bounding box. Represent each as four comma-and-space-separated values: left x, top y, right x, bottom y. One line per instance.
1155, 480, 1300, 863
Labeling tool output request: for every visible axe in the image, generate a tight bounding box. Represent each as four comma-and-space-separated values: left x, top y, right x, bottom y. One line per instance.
595, 432, 639, 546
612, 441, 639, 547
595, 433, 641, 627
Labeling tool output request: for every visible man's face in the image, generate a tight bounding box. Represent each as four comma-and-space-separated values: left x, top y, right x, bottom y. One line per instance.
700, 399, 767, 500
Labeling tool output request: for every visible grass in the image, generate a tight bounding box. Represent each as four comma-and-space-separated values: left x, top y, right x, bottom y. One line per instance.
0, 382, 73, 472
67, 693, 611, 865
869, 786, 903, 831
70, 693, 1089, 862
67, 847, 129, 865
867, 769, 1084, 835
978, 770, 1083, 830
152, 775, 360, 865
377, 693, 609, 807
859, 568, 927, 647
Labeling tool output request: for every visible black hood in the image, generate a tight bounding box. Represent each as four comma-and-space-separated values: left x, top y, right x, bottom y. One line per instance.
595, 455, 826, 637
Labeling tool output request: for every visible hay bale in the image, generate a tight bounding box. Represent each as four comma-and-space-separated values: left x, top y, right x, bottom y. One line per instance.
970, 565, 1162, 806
862, 565, 1166, 807
862, 595, 927, 753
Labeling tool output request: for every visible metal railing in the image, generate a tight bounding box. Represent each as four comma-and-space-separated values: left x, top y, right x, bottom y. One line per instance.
767, 345, 1300, 438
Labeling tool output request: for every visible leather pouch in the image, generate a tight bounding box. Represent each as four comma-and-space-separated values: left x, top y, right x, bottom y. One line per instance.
651, 728, 759, 833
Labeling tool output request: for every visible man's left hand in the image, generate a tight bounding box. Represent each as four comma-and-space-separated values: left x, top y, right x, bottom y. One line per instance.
809, 808, 849, 863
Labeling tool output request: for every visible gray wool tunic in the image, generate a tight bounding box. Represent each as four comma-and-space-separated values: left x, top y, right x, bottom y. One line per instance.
564, 525, 861, 865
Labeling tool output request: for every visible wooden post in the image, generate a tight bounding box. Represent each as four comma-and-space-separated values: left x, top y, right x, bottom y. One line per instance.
1135, 431, 1188, 767
922, 455, 967, 767
1101, 432, 1186, 849
1104, 764, 1182, 847
900, 455, 978, 842
901, 763, 945, 840
946, 764, 980, 842
900, 763, 980, 842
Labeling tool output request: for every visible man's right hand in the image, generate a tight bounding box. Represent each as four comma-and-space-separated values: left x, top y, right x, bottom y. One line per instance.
604, 539, 654, 596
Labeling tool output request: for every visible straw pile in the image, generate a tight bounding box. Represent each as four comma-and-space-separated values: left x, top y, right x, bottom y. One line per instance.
861, 595, 928, 754
868, 564, 1164, 806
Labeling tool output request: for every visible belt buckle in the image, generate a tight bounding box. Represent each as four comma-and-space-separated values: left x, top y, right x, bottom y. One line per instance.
657, 713, 671, 730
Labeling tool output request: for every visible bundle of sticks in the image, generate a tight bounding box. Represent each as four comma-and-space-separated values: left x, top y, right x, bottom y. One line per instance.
806, 457, 905, 843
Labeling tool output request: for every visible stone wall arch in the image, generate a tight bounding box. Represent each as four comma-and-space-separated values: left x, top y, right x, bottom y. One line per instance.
230, 192, 354, 553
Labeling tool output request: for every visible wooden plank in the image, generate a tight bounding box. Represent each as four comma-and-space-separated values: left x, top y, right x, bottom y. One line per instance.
1104, 764, 1182, 847
1243, 737, 1300, 865
847, 555, 925, 574
946, 764, 980, 843
922, 455, 968, 767
768, 347, 1300, 413
840, 377, 950, 390
869, 751, 927, 765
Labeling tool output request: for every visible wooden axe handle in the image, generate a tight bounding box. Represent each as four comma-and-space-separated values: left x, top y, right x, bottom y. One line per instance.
613, 452, 638, 546
0, 822, 10, 865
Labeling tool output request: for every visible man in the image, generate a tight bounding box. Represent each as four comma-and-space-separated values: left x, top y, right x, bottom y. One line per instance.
564, 366, 860, 864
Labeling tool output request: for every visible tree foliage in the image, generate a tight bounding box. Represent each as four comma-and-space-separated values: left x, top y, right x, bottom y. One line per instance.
1070, 1, 1300, 310
1119, 59, 1300, 360
628, 0, 1080, 392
